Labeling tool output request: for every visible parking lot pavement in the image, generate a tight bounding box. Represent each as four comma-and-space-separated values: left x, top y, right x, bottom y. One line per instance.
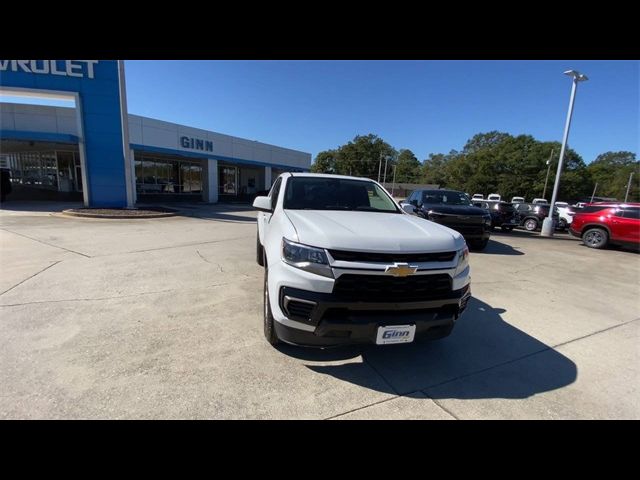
1, 203, 639, 419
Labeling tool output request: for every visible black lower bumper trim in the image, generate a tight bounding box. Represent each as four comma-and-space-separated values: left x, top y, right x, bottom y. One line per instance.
274, 313, 457, 347
277, 284, 471, 347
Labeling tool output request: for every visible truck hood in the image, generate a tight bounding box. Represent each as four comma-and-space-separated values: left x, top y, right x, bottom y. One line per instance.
284, 210, 463, 252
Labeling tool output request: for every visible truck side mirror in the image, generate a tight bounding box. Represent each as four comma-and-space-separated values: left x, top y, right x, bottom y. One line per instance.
252, 195, 272, 213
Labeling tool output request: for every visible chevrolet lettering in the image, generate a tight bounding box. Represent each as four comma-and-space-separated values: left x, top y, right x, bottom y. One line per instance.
0, 60, 98, 79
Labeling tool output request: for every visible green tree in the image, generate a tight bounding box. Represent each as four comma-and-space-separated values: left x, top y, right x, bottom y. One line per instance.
462, 131, 512, 154
394, 149, 421, 183
420, 152, 454, 186
311, 149, 338, 173
336, 134, 396, 178
419, 132, 593, 202
587, 151, 639, 201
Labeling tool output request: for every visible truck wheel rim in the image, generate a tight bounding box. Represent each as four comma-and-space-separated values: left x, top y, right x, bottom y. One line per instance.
525, 220, 536, 230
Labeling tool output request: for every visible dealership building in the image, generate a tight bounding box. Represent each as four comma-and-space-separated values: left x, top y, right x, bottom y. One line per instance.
0, 60, 311, 206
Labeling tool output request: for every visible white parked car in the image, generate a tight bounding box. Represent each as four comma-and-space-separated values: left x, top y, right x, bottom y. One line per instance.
471, 193, 484, 201
511, 196, 525, 204
532, 198, 549, 205
487, 193, 501, 201
554, 201, 575, 224
253, 173, 472, 347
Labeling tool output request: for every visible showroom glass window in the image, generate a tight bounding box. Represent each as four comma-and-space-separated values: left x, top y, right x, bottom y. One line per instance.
134, 153, 202, 194
1, 150, 82, 192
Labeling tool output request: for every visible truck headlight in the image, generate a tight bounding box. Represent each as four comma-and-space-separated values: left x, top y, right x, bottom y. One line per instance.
454, 245, 469, 276
281, 238, 334, 278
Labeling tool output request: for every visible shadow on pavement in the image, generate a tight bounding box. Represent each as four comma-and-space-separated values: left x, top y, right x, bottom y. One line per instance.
473, 239, 524, 255
0, 200, 83, 213
143, 203, 258, 223
493, 228, 579, 242
576, 242, 640, 254
182, 211, 257, 223
0, 201, 258, 223
281, 297, 577, 399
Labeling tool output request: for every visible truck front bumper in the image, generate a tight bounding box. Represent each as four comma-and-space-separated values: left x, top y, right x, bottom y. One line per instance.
275, 284, 471, 347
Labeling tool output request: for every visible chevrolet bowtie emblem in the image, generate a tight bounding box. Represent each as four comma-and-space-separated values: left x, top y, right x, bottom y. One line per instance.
384, 262, 418, 277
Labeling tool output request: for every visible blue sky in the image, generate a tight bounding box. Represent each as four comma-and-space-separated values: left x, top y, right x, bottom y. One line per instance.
4, 60, 638, 163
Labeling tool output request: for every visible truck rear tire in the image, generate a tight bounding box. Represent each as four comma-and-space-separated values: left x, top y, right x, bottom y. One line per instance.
582, 228, 609, 249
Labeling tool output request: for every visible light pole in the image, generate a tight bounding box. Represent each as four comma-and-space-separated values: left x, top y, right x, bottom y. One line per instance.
377, 153, 382, 182
542, 148, 554, 200
383, 155, 390, 185
541, 70, 588, 237
391, 164, 397, 196
624, 171, 635, 202
590, 182, 598, 203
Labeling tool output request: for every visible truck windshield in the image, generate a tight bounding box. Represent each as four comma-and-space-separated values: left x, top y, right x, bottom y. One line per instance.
422, 191, 471, 206
283, 177, 400, 213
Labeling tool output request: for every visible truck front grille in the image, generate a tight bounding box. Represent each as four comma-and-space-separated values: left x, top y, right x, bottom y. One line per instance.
448, 225, 484, 236
332, 273, 452, 302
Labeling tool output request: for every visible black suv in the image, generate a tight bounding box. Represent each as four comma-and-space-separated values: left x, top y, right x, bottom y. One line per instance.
513, 203, 567, 231
472, 200, 519, 232
401, 189, 492, 250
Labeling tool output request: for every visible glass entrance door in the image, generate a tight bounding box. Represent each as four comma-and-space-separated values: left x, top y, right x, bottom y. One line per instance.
56, 152, 74, 192
219, 166, 238, 196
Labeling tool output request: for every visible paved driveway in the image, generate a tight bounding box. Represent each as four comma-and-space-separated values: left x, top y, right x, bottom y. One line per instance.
1, 202, 638, 419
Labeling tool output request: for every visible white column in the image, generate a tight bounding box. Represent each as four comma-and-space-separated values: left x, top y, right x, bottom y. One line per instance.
73, 93, 90, 207
118, 61, 135, 208
264, 166, 272, 190
205, 158, 218, 203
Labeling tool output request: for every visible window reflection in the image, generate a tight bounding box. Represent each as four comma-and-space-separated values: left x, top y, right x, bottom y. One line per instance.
219, 166, 237, 195
134, 153, 203, 195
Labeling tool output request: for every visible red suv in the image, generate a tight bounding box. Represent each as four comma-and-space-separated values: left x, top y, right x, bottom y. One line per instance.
569, 203, 640, 249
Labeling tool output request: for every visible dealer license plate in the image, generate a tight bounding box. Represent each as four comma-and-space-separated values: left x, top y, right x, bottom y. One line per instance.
376, 325, 416, 345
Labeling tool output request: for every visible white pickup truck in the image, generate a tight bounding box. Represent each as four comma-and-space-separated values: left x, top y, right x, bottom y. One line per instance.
253, 173, 472, 347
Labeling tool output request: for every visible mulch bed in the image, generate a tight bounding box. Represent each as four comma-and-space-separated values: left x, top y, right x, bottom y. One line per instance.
62, 207, 177, 219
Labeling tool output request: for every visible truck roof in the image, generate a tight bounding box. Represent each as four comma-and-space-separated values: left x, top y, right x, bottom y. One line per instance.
287, 172, 377, 182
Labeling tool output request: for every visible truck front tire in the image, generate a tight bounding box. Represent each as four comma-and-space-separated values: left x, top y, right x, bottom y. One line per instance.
263, 257, 280, 345
256, 233, 264, 266
523, 218, 538, 231
470, 238, 489, 250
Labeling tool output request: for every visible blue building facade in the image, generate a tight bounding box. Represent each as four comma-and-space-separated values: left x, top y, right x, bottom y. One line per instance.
1, 60, 311, 206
